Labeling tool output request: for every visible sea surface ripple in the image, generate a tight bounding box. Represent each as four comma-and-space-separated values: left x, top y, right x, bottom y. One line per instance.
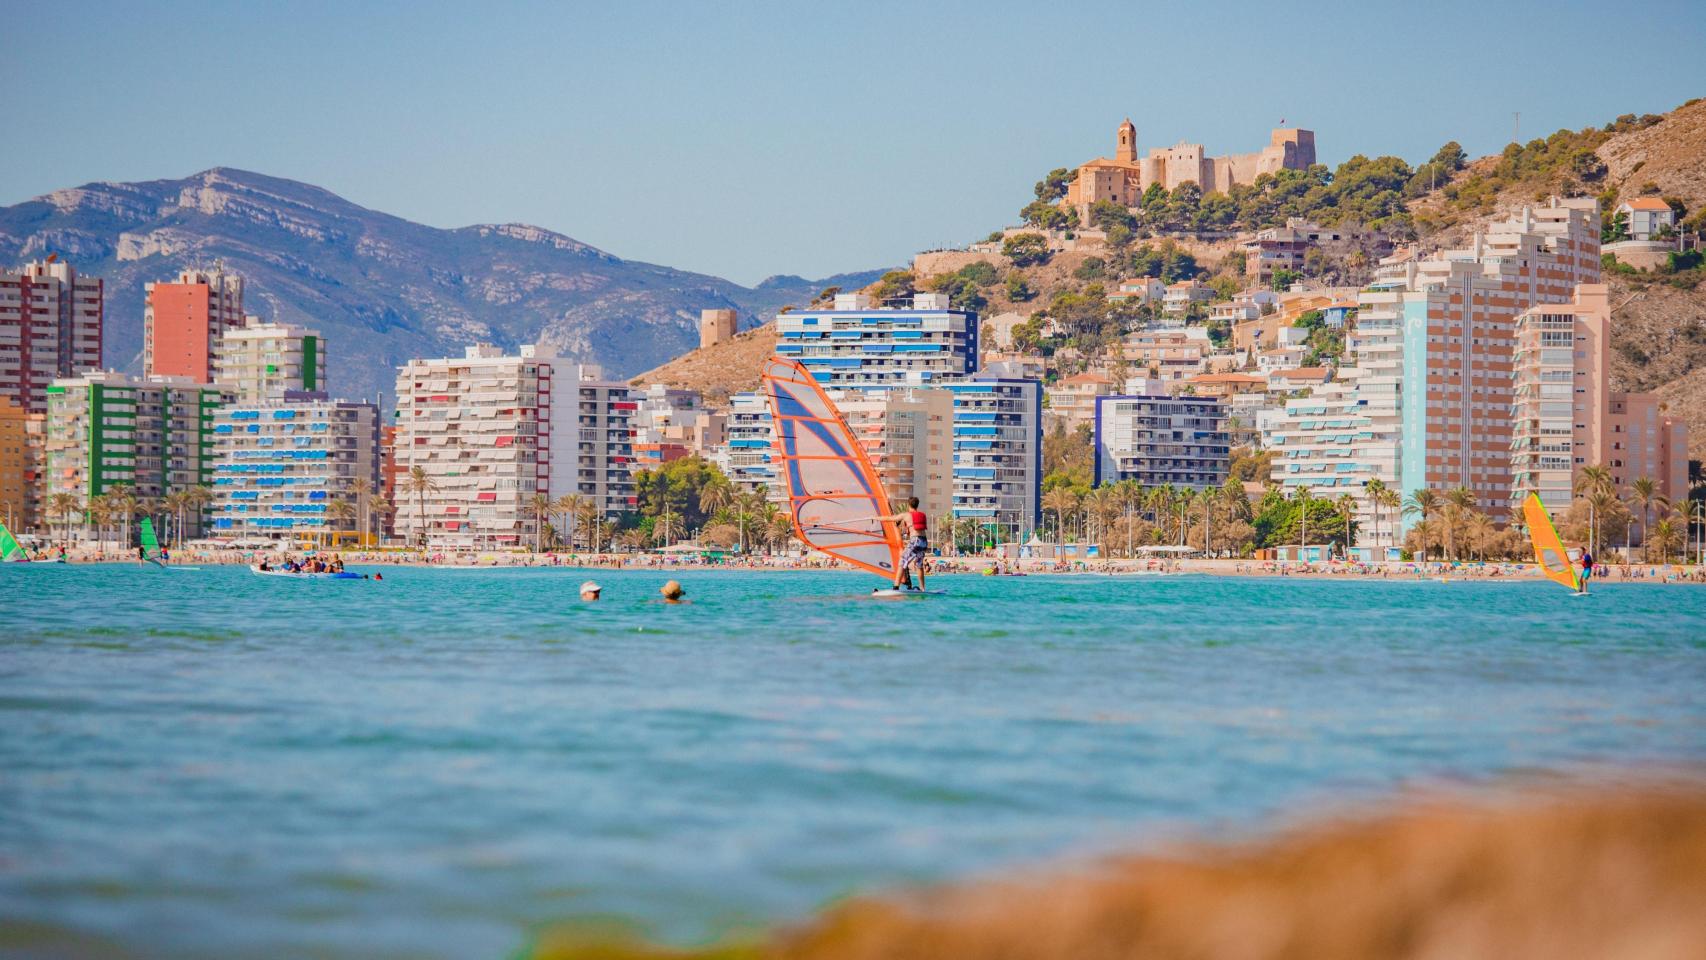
2, 566, 1703, 958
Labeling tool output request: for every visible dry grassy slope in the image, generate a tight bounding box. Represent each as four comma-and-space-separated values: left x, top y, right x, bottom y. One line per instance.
1598, 98, 1706, 210
629, 321, 777, 402
1613, 280, 1706, 459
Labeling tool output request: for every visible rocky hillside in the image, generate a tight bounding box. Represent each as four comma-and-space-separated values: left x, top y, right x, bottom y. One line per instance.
0, 168, 885, 403
631, 322, 778, 402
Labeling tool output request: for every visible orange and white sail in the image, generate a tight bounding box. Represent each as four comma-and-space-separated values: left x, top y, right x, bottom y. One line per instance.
1521, 492, 1580, 592
759, 357, 903, 580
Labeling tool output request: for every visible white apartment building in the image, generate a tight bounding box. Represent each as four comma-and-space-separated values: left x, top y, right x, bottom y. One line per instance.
210, 398, 379, 541
215, 318, 327, 403
393, 344, 634, 550
1, 259, 103, 415
943, 372, 1042, 538
1093, 394, 1229, 491
773, 291, 978, 389
1160, 280, 1212, 320
715, 392, 777, 496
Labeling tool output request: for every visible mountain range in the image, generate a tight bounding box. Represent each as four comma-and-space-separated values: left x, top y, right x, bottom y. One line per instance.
0, 168, 886, 404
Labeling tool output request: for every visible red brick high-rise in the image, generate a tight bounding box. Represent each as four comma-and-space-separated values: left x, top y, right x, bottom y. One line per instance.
143, 265, 244, 381
0, 259, 103, 414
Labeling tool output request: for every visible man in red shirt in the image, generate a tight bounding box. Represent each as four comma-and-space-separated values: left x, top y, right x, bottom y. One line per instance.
873, 496, 930, 591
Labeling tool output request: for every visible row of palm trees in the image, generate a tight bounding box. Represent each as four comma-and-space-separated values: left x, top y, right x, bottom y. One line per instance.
40, 485, 217, 548
1569, 466, 1689, 563
38, 479, 398, 549
1038, 479, 1262, 557
1393, 468, 1692, 563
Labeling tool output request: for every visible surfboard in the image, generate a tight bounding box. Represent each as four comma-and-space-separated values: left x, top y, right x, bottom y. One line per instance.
870, 588, 945, 598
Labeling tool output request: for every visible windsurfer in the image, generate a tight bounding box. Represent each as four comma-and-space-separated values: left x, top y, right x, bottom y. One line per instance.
872, 497, 929, 591
1578, 548, 1594, 595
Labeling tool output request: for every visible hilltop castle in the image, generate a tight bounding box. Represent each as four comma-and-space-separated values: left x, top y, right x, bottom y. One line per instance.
1064, 119, 1316, 215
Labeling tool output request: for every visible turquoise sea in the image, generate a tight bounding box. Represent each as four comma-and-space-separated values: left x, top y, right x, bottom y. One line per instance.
2, 565, 1704, 958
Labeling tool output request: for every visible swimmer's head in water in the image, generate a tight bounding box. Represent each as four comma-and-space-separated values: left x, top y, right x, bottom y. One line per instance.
660, 580, 685, 601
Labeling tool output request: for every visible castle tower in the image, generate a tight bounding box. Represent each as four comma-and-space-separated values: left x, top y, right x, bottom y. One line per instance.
1116, 118, 1137, 163
700, 308, 738, 349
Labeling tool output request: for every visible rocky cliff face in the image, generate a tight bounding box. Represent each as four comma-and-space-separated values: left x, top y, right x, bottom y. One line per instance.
0, 168, 885, 403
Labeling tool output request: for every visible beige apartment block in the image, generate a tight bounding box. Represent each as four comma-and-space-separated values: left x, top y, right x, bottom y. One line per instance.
215, 318, 327, 403
831, 387, 955, 526
394, 344, 634, 550
1046, 372, 1117, 430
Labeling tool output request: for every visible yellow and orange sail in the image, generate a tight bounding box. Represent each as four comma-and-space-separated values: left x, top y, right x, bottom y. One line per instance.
1521, 493, 1580, 592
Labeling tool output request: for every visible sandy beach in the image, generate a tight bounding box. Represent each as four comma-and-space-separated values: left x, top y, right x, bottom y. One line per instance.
21, 545, 1706, 584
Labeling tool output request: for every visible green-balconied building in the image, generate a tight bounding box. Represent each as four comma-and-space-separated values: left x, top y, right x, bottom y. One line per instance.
44, 372, 232, 539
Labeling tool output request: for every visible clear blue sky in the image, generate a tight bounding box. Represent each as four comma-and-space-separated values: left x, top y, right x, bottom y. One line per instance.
4, 0, 1702, 285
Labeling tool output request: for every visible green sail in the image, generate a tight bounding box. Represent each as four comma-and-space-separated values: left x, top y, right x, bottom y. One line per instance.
0, 519, 23, 562
140, 517, 161, 560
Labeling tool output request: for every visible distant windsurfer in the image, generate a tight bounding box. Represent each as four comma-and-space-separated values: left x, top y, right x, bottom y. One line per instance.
1578, 547, 1594, 595
872, 497, 929, 591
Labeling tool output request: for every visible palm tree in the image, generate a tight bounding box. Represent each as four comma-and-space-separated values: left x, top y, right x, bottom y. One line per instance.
527, 492, 554, 552
735, 489, 770, 553
765, 511, 794, 554
553, 494, 589, 549
951, 516, 985, 555
1626, 476, 1667, 562
326, 498, 356, 547
1086, 487, 1120, 552
1042, 487, 1079, 545
698, 477, 734, 517
1378, 485, 1401, 557
160, 492, 184, 547
574, 498, 603, 552
88, 495, 112, 550
1293, 486, 1314, 558
1465, 511, 1495, 561
1402, 488, 1442, 562
933, 514, 958, 555
184, 485, 215, 542
398, 466, 439, 547
1364, 479, 1388, 550
1335, 493, 1359, 555
350, 478, 373, 547
1648, 513, 1683, 564
47, 492, 81, 545
1443, 486, 1476, 561
368, 497, 394, 545
1109, 481, 1143, 558
107, 485, 137, 552
1574, 465, 1615, 555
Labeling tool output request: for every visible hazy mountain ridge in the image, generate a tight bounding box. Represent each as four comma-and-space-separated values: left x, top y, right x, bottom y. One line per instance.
0, 167, 887, 403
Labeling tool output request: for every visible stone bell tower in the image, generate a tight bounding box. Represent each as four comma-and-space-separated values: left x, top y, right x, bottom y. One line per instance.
1116, 118, 1137, 163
